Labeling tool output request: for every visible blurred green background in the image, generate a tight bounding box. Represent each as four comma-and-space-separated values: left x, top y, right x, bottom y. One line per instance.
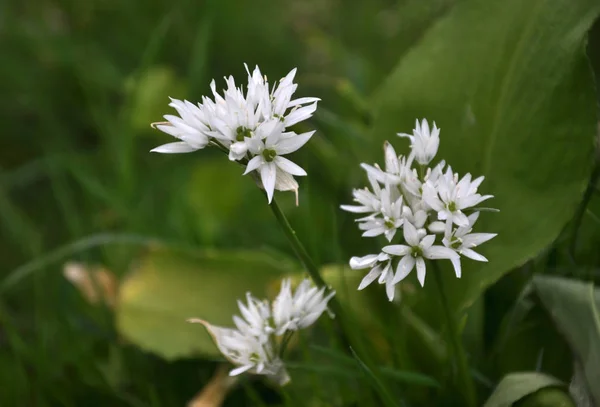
2, 0, 600, 406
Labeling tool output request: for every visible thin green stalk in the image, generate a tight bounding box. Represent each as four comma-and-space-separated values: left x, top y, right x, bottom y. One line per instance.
269, 198, 332, 295
269, 197, 397, 407
432, 264, 476, 407
569, 158, 600, 264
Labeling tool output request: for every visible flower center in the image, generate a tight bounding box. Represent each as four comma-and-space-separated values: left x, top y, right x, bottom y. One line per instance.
384, 219, 395, 229
447, 201, 457, 212
450, 237, 462, 249
249, 352, 260, 363
236, 126, 252, 142
262, 149, 277, 162
411, 246, 423, 258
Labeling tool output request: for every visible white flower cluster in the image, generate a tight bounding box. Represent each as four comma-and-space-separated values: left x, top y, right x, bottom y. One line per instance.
189, 278, 335, 385
151, 64, 319, 203
342, 119, 497, 301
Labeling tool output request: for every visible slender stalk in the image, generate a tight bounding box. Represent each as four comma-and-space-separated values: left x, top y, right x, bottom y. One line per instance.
431, 264, 476, 407
269, 197, 397, 407
269, 198, 329, 289
569, 158, 600, 264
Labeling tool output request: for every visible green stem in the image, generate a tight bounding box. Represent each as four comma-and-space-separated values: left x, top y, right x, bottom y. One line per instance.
569, 158, 600, 263
269, 198, 329, 289
432, 265, 476, 407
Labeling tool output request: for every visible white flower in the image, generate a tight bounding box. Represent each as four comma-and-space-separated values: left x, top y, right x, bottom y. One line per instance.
356, 186, 403, 241
349, 253, 399, 301
340, 174, 382, 214
398, 119, 440, 165
383, 221, 460, 286
273, 278, 335, 334
233, 292, 273, 344
443, 212, 497, 274
151, 98, 211, 153
243, 121, 314, 203
188, 319, 289, 385
422, 168, 493, 227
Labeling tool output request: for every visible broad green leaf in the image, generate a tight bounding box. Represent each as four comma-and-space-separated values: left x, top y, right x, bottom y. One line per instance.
116, 248, 297, 360
371, 0, 600, 316
482, 372, 567, 407
532, 275, 600, 405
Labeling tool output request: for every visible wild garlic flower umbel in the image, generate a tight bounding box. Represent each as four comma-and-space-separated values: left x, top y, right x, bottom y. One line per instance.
151, 64, 319, 204
189, 278, 335, 385
342, 119, 497, 301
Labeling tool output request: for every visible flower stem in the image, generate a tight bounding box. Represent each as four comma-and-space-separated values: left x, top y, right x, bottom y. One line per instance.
431, 264, 476, 407
269, 197, 397, 407
269, 198, 329, 289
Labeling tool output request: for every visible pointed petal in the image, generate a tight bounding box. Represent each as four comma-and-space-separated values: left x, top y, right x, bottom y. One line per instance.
403, 221, 420, 246
151, 142, 198, 153
385, 275, 396, 301
358, 266, 382, 290
243, 156, 263, 175
424, 245, 459, 260
450, 256, 462, 278
461, 248, 488, 262
462, 233, 497, 247
260, 163, 277, 203
274, 156, 307, 176
383, 245, 411, 256
393, 255, 415, 284
229, 365, 254, 376
274, 131, 315, 154
416, 257, 426, 287
453, 211, 470, 227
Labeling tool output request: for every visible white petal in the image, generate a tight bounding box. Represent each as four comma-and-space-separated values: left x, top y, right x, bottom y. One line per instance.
151, 142, 199, 154
284, 103, 318, 127
416, 257, 426, 287
350, 254, 378, 269
260, 163, 277, 203
461, 248, 488, 262
424, 245, 459, 260
462, 233, 497, 247
274, 156, 307, 176
393, 255, 415, 284
385, 275, 396, 301
274, 131, 315, 155
420, 235, 435, 250
382, 245, 411, 256
230, 365, 254, 376
243, 156, 263, 175
358, 266, 383, 290
287, 97, 320, 108
340, 204, 373, 213
403, 221, 420, 246
450, 256, 462, 278
453, 211, 470, 227
428, 221, 446, 233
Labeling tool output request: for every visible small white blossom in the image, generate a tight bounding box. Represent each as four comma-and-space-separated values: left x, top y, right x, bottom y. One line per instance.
398, 119, 440, 165
150, 99, 211, 153
343, 118, 496, 300
443, 212, 497, 274
340, 174, 382, 214
152, 64, 319, 204
273, 279, 335, 334
349, 253, 398, 301
188, 319, 289, 384
422, 169, 493, 227
383, 221, 460, 286
189, 277, 334, 385
243, 122, 314, 203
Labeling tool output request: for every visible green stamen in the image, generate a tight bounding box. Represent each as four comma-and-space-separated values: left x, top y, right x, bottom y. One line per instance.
236, 126, 252, 142
262, 149, 277, 162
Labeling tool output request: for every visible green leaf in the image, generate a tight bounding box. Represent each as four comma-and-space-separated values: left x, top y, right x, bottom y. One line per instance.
532, 275, 600, 405
371, 0, 600, 315
482, 372, 567, 407
115, 248, 297, 360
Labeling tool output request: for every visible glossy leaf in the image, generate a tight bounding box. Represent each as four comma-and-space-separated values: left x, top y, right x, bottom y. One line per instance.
533, 275, 600, 405
116, 248, 297, 360
371, 0, 600, 316
482, 372, 566, 407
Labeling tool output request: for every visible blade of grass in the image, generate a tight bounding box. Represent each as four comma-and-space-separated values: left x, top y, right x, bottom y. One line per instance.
350, 347, 400, 407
